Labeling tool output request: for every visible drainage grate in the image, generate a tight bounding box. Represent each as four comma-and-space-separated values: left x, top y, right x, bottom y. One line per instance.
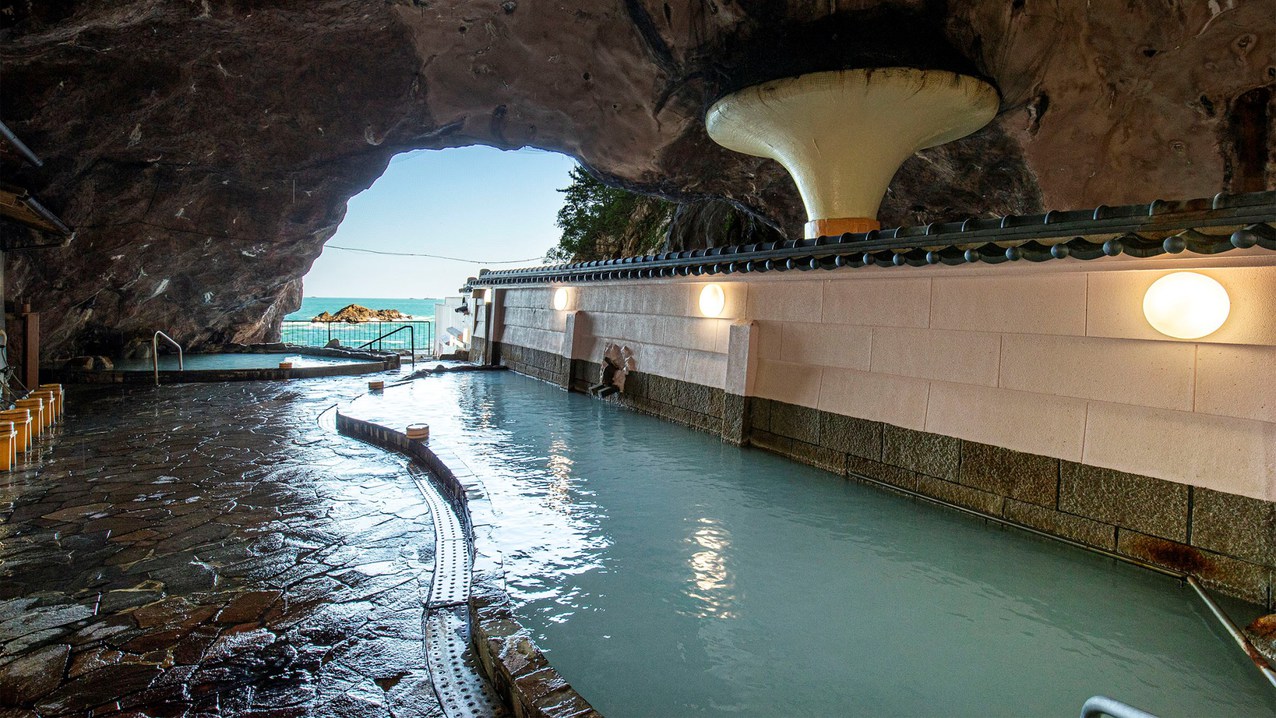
332, 424, 504, 716
426, 606, 510, 718
411, 464, 504, 716
415, 471, 470, 608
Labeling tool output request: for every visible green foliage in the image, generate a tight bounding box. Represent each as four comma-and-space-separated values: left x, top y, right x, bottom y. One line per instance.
548, 166, 674, 263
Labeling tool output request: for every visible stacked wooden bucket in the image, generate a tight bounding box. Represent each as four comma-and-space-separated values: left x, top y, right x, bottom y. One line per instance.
1, 383, 63, 470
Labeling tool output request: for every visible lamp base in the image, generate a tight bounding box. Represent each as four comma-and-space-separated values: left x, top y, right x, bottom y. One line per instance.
805, 217, 881, 239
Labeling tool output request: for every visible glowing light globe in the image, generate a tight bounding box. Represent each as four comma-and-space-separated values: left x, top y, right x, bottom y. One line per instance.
1142, 272, 1230, 339
699, 285, 726, 317
552, 287, 570, 311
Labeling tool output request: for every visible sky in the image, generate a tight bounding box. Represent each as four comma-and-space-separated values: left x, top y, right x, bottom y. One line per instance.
301, 146, 577, 299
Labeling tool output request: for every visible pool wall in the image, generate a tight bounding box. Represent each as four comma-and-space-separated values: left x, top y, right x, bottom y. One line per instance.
46, 343, 400, 384
333, 408, 600, 718
473, 256, 1276, 610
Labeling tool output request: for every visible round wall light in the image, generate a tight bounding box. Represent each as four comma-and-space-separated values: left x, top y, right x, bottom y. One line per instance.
552, 287, 570, 311
1142, 272, 1230, 339
699, 284, 726, 317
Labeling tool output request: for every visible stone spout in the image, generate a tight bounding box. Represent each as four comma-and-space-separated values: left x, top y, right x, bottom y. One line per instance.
705, 68, 1000, 238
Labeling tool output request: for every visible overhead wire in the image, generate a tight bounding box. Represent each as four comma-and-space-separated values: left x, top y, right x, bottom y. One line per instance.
322, 244, 546, 264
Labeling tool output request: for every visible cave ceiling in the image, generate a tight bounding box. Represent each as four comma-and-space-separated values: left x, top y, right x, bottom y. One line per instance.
0, 0, 1272, 357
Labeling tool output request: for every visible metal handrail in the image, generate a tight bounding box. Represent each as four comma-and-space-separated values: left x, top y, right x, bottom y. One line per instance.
152, 331, 184, 385
357, 324, 415, 369
1079, 696, 1158, 718
1187, 576, 1276, 688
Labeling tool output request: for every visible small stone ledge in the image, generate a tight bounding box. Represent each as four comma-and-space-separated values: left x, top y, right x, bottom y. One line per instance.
334, 404, 601, 718
47, 343, 398, 384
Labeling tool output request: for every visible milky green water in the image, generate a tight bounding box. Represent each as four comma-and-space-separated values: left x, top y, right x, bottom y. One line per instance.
112, 353, 377, 371
352, 372, 1276, 717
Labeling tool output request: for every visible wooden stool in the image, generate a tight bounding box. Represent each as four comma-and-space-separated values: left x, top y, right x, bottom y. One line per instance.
31, 390, 57, 426
38, 384, 64, 419
0, 421, 15, 471
14, 398, 44, 435
0, 409, 32, 453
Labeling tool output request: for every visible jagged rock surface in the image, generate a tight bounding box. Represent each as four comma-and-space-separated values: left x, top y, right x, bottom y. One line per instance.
312, 305, 408, 324
1, 1, 1273, 358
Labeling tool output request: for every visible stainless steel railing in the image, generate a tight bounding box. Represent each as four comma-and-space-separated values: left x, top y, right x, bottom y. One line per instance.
151, 331, 184, 385
1079, 695, 1158, 718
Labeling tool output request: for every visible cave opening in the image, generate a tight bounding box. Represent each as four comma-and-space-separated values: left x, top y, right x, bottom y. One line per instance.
287, 145, 575, 325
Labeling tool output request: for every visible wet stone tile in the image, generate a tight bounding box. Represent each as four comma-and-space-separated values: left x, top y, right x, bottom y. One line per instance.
1003, 499, 1116, 551
818, 411, 881, 461
1059, 462, 1189, 542
1190, 488, 1276, 566
0, 643, 69, 705
915, 475, 1004, 516
767, 401, 821, 446
882, 425, 959, 481
0, 378, 446, 716
845, 455, 919, 493
958, 441, 1059, 508
1117, 529, 1270, 605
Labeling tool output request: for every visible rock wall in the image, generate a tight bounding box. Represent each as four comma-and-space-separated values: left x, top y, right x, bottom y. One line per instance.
1, 0, 1273, 357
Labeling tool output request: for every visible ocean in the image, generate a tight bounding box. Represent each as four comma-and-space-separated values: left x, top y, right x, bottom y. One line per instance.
282, 296, 443, 353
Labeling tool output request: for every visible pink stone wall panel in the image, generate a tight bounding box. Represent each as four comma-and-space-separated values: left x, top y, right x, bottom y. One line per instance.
999, 334, 1196, 412
821, 277, 931, 328
779, 323, 873, 370
684, 350, 728, 388
1194, 345, 1276, 424
924, 381, 1088, 461
869, 327, 1001, 386
745, 282, 821, 323
931, 274, 1088, 336
817, 367, 929, 431
1086, 267, 1276, 346
755, 359, 823, 408
1083, 402, 1274, 502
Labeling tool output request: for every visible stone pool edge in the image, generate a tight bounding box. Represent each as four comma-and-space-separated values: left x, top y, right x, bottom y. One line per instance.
47, 343, 401, 384
333, 408, 603, 718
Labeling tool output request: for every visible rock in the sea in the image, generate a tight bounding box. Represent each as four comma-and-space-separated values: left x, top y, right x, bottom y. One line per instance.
313, 305, 408, 323
1, 2, 1271, 358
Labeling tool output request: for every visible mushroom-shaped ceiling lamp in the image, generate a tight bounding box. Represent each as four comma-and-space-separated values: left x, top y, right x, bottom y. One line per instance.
706, 68, 999, 239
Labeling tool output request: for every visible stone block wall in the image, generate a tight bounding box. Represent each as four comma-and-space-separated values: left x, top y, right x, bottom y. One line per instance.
491, 342, 568, 386
479, 283, 739, 391
476, 253, 1276, 607
569, 359, 727, 436
749, 396, 1275, 607
745, 264, 1276, 504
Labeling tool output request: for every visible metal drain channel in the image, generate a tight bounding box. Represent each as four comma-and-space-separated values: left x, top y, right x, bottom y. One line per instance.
410, 464, 508, 717
415, 469, 471, 608
427, 606, 509, 718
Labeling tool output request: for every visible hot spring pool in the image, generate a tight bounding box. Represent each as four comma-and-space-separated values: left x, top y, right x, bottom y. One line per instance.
349, 372, 1275, 717
111, 353, 378, 371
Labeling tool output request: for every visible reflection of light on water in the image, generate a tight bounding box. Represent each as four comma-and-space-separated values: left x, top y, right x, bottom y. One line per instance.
686, 517, 736, 618
545, 439, 574, 514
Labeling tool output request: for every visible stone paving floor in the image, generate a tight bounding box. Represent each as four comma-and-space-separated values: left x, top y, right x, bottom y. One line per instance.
0, 376, 446, 718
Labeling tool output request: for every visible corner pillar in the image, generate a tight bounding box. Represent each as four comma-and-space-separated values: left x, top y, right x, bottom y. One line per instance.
559, 310, 588, 389
721, 320, 757, 445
